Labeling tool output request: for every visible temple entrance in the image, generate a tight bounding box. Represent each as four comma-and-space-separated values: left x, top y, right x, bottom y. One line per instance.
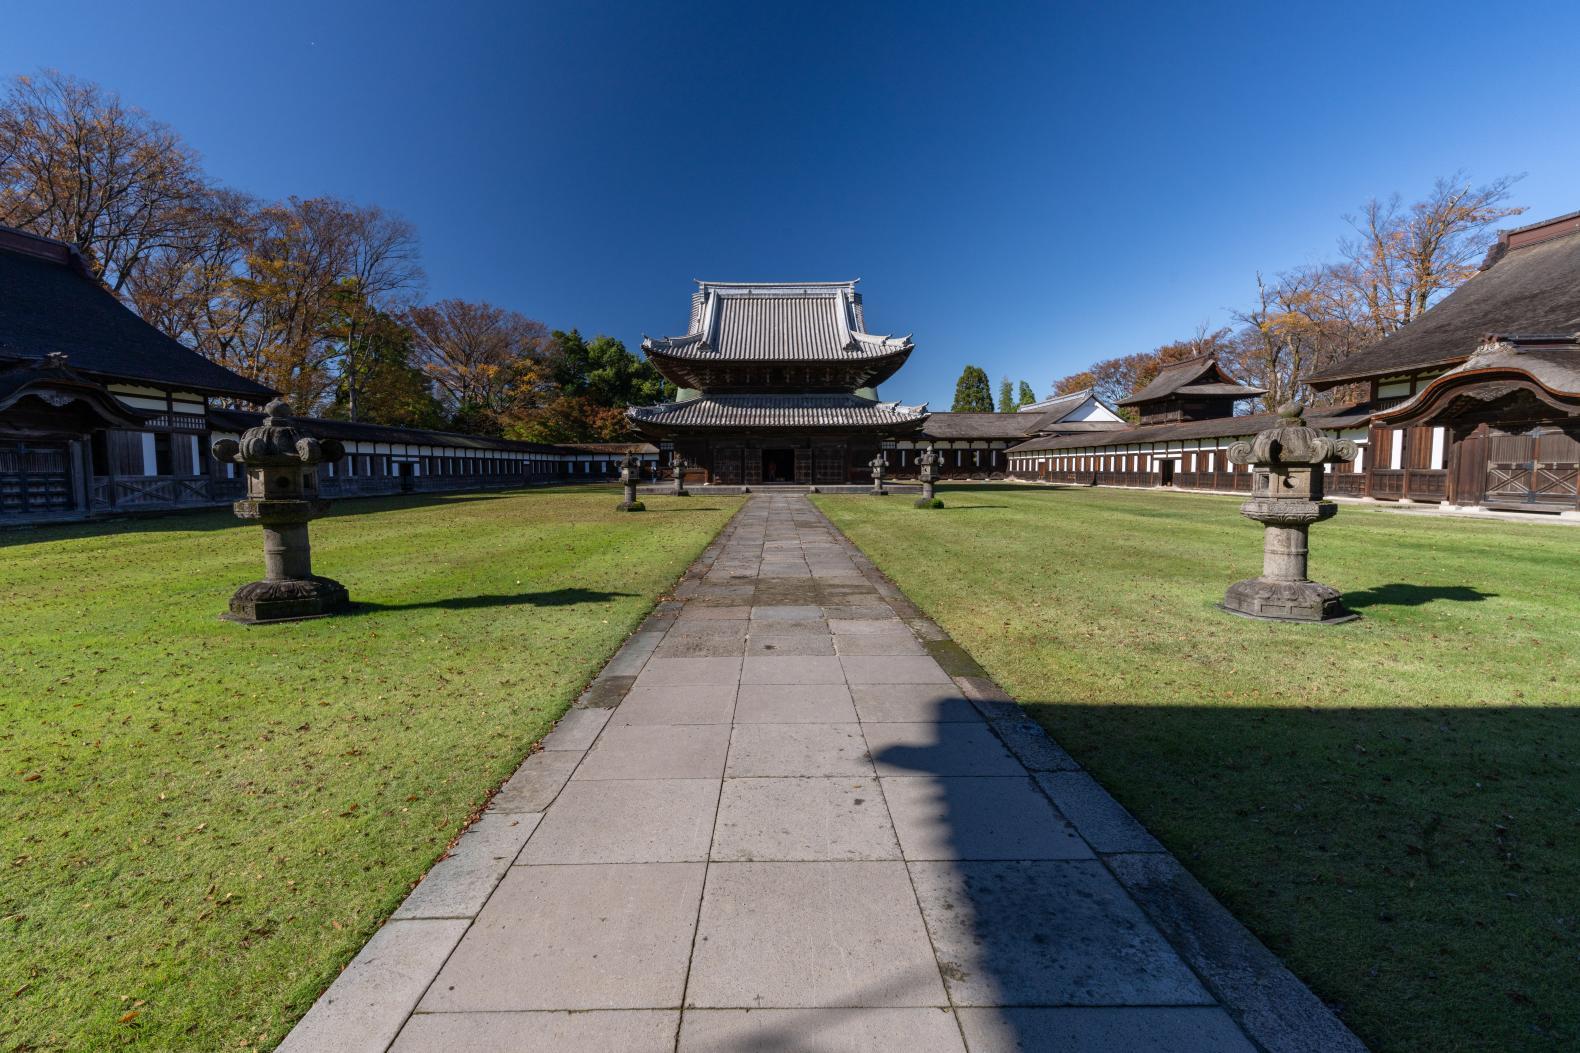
1483, 426, 1580, 510
1159, 460, 1175, 486
761, 447, 796, 484
0, 440, 73, 516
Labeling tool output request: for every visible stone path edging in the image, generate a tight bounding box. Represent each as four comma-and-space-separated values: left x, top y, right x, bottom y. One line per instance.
279, 494, 1368, 1053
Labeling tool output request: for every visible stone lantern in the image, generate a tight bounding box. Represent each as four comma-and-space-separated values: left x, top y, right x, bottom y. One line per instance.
1221, 403, 1359, 623
914, 445, 943, 508
869, 452, 888, 495
672, 454, 690, 497
618, 450, 645, 512
211, 399, 350, 624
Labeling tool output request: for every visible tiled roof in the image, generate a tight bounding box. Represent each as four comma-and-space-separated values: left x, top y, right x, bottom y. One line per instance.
1376, 335, 1580, 423
627, 394, 929, 430
1007, 402, 1372, 453
1116, 357, 1265, 406
1307, 215, 1580, 386
1016, 389, 1090, 414
919, 412, 1051, 440
643, 281, 912, 363
0, 225, 276, 401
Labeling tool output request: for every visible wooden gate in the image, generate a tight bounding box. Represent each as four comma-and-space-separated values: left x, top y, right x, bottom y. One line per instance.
0, 441, 73, 515
1484, 427, 1580, 509
813, 444, 845, 485
713, 446, 743, 485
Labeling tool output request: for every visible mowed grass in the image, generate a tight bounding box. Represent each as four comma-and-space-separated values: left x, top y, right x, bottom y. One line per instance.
814, 485, 1579, 1053
0, 487, 741, 1052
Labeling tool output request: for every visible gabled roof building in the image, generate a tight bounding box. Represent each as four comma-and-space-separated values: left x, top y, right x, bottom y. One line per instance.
629, 281, 929, 484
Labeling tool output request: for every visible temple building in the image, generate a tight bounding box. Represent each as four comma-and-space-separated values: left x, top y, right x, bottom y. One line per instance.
1310, 210, 1580, 513
0, 223, 644, 524
627, 281, 929, 485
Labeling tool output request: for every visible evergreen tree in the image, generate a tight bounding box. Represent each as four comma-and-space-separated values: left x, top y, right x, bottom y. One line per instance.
1017, 380, 1037, 408
997, 376, 1014, 413
951, 365, 994, 412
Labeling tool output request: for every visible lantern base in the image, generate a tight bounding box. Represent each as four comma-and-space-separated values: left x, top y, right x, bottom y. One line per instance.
222, 575, 351, 625
1220, 577, 1357, 624
617, 500, 646, 512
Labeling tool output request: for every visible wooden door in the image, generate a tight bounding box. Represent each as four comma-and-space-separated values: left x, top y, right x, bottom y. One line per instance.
713, 446, 743, 485
813, 444, 845, 485
793, 447, 812, 484
1484, 427, 1580, 509
0, 441, 73, 515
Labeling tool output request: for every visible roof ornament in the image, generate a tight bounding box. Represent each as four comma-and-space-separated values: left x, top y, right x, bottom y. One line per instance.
42, 351, 69, 369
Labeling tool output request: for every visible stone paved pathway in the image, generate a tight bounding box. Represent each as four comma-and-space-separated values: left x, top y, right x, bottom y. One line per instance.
280, 493, 1365, 1053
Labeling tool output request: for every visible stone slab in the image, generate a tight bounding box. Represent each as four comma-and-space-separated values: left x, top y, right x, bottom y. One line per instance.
679, 1008, 966, 1052
1035, 772, 1163, 854
520, 778, 720, 864
833, 632, 928, 656
393, 812, 541, 919
726, 723, 875, 777
418, 863, 705, 1011
746, 633, 835, 657
578, 676, 635, 709
490, 750, 581, 813
740, 655, 846, 685
1103, 852, 1368, 1053
539, 707, 610, 751
600, 631, 662, 677
733, 683, 858, 724
850, 684, 982, 724
276, 918, 469, 1053
863, 722, 1024, 777
614, 682, 738, 725
990, 718, 1081, 772
675, 606, 750, 622
392, 1010, 679, 1052
828, 617, 908, 635
574, 724, 731, 780
840, 656, 952, 684
636, 657, 744, 686
821, 604, 896, 620
711, 777, 900, 861
653, 632, 748, 658
954, 1007, 1257, 1052
750, 604, 825, 621
880, 776, 1092, 861
907, 860, 1210, 1007
686, 861, 947, 1008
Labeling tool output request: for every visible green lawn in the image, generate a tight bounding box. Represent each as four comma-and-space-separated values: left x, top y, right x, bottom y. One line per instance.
0, 487, 741, 1052
815, 485, 1579, 1053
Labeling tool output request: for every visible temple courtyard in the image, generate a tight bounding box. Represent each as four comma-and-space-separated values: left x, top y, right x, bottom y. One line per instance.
3, 485, 1576, 1052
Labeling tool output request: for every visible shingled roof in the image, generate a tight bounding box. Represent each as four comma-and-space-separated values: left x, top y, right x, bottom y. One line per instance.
1306, 210, 1580, 387
642, 281, 913, 363
1115, 356, 1266, 406
1008, 402, 1372, 453
0, 225, 276, 401
627, 393, 928, 431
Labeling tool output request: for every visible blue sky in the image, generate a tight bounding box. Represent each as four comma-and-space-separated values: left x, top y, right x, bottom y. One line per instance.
6, 1, 1580, 409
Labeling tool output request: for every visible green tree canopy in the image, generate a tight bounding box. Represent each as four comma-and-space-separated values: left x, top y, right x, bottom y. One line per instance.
997, 376, 1014, 413
1017, 380, 1037, 408
951, 365, 994, 413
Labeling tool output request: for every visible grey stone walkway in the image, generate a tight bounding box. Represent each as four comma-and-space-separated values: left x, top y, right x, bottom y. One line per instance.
280, 493, 1365, 1053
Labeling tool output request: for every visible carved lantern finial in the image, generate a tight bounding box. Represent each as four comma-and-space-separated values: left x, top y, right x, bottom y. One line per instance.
211, 400, 350, 623
1220, 403, 1359, 623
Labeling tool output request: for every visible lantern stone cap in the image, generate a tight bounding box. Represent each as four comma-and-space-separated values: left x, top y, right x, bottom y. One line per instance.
1226, 402, 1358, 468
212, 398, 345, 469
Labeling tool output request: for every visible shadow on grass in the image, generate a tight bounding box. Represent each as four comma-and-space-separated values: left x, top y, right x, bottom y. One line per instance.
1342, 583, 1494, 610
1010, 699, 1579, 1050
348, 587, 636, 614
